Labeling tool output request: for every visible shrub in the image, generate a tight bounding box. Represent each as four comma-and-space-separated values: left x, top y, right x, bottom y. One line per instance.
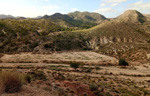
85, 67, 92, 73
70, 62, 80, 70
28, 70, 47, 81
119, 59, 128, 66
25, 74, 31, 83
0, 71, 24, 93
89, 84, 98, 91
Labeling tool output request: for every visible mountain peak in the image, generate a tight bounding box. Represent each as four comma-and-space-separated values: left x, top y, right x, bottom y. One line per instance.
117, 10, 147, 23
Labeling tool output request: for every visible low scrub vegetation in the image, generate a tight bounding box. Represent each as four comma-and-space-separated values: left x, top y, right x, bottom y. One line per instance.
0, 71, 24, 93
119, 59, 129, 66
27, 70, 47, 81
89, 84, 98, 91
70, 62, 80, 70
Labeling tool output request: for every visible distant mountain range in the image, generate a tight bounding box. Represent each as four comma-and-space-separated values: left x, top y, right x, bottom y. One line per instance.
1, 10, 150, 26
0, 14, 15, 19
0, 14, 27, 19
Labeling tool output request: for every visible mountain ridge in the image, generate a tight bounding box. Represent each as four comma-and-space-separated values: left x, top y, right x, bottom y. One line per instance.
68, 11, 107, 23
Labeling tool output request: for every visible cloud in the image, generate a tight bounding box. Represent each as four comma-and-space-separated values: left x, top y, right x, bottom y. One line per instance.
100, 3, 106, 6
105, 0, 127, 3
128, 0, 150, 13
95, 8, 116, 13
71, 8, 78, 11
111, 3, 118, 6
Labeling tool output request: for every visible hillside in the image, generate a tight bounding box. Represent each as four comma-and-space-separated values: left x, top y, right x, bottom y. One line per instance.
144, 14, 150, 21
117, 10, 147, 23
42, 13, 98, 29
68, 11, 107, 23
0, 19, 75, 53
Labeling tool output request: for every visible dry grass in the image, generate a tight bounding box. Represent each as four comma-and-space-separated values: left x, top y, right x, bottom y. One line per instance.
0, 70, 24, 94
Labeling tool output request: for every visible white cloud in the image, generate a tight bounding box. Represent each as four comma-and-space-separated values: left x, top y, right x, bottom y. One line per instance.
105, 0, 126, 3
95, 8, 116, 13
111, 3, 118, 6
128, 0, 150, 13
71, 8, 78, 11
100, 3, 106, 6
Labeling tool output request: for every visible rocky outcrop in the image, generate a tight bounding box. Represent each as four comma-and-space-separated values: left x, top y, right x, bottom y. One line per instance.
86, 36, 135, 50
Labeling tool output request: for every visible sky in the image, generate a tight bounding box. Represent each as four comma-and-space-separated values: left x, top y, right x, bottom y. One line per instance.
0, 0, 150, 18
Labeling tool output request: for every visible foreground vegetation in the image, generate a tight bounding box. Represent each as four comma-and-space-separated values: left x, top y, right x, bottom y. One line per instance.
0, 60, 150, 96
0, 71, 24, 94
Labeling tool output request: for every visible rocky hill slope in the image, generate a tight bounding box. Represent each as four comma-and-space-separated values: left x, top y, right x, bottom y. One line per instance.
117, 10, 147, 23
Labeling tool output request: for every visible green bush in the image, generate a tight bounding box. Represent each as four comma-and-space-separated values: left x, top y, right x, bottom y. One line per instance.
119, 59, 128, 66
70, 62, 80, 70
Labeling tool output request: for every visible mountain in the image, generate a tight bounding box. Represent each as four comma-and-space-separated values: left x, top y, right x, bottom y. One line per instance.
117, 10, 147, 23
16, 17, 26, 19
42, 13, 97, 29
68, 11, 107, 23
0, 14, 14, 19
36, 16, 42, 19
46, 13, 72, 20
